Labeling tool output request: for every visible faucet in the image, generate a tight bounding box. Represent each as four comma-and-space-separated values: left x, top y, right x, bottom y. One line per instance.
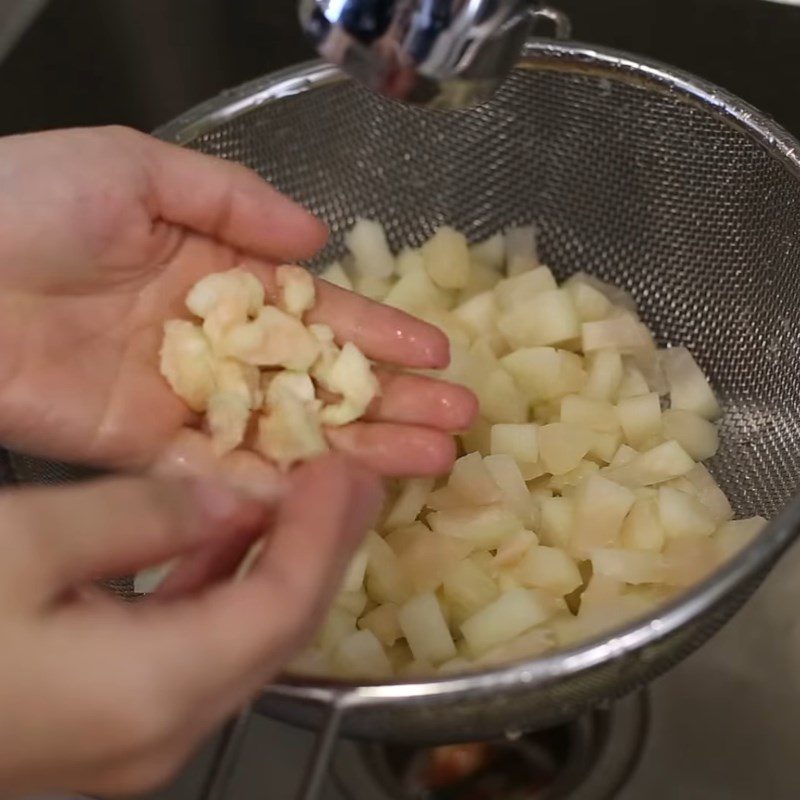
299, 0, 570, 109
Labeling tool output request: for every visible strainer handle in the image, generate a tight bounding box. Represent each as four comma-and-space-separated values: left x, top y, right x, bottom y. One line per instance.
197, 699, 346, 800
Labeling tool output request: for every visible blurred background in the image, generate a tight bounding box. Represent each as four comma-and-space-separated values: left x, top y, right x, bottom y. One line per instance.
1, 0, 800, 139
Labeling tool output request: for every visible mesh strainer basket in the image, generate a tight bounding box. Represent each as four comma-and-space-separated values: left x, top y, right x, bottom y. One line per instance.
9, 37, 800, 799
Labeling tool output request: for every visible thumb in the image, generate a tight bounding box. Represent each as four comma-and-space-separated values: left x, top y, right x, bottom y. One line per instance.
0, 476, 270, 607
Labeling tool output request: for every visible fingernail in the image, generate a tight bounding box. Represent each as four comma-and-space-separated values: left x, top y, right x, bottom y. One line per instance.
350, 471, 386, 534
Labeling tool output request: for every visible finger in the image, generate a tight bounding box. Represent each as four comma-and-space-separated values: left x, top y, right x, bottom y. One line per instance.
130, 130, 328, 262
245, 261, 449, 369
364, 371, 478, 430
310, 280, 450, 368
326, 422, 457, 476
154, 430, 286, 504
0, 476, 268, 603
127, 454, 383, 704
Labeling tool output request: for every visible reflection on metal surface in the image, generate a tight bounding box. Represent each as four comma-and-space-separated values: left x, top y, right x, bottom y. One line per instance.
334, 693, 648, 800
298, 0, 571, 108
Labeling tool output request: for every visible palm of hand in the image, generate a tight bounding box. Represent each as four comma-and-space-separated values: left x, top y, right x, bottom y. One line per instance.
0, 234, 233, 467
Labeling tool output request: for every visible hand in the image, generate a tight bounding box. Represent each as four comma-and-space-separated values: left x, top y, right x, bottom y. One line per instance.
0, 127, 476, 474
0, 454, 382, 796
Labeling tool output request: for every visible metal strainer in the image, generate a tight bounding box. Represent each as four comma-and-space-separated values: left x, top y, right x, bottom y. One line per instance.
9, 37, 800, 799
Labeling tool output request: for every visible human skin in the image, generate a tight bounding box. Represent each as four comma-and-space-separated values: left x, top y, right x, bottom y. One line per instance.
0, 126, 478, 795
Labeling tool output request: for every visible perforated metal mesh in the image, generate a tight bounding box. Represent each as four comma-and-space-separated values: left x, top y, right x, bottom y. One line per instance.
8, 44, 800, 740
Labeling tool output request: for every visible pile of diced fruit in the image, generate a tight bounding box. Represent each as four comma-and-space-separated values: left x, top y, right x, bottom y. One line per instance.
156, 218, 766, 681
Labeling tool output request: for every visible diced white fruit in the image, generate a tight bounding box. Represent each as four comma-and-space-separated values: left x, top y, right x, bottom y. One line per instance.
662, 409, 719, 461
609, 444, 638, 468
452, 291, 498, 338
621, 498, 665, 551
565, 272, 638, 314
222, 306, 320, 371
658, 486, 716, 538
448, 452, 502, 505
384, 522, 430, 555
684, 464, 733, 524
317, 342, 380, 425
398, 592, 457, 665
504, 225, 539, 275
384, 478, 435, 530
288, 649, 331, 677
365, 531, 412, 605
425, 485, 467, 511
215, 359, 261, 408
565, 279, 613, 322
538, 496, 575, 549
514, 546, 582, 596
660, 539, 718, 587
400, 658, 435, 678
582, 350, 623, 402
490, 423, 539, 464
383, 268, 450, 314
588, 430, 623, 464
474, 368, 527, 424
501, 348, 585, 402
428, 505, 523, 549
476, 627, 555, 667
570, 474, 636, 555
539, 423, 593, 475
469, 232, 505, 270
397, 532, 471, 592
494, 267, 557, 311
159, 321, 217, 411
617, 392, 662, 449
461, 588, 555, 656
492, 530, 539, 570
320, 261, 353, 290
318, 608, 358, 654
346, 218, 395, 279
265, 371, 316, 406
353, 273, 393, 301
483, 454, 532, 522
206, 391, 250, 455
186, 268, 265, 338
333, 629, 392, 678
276, 265, 315, 317
396, 247, 425, 277
341, 547, 369, 593
714, 517, 767, 560
256, 395, 328, 470
521, 462, 547, 480
632, 350, 669, 396
617, 363, 649, 398
582, 315, 655, 354
604, 440, 695, 486
561, 395, 620, 433
498, 289, 580, 348
422, 226, 471, 289
334, 591, 367, 619
661, 347, 721, 420
548, 460, 600, 493
359, 603, 402, 647
591, 548, 665, 584
459, 261, 502, 302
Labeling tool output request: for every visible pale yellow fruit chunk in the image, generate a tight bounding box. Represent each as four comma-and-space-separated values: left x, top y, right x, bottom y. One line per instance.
256, 394, 328, 470
222, 306, 320, 371
422, 226, 471, 289
276, 265, 315, 317
318, 342, 380, 426
206, 391, 251, 455
159, 320, 217, 412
